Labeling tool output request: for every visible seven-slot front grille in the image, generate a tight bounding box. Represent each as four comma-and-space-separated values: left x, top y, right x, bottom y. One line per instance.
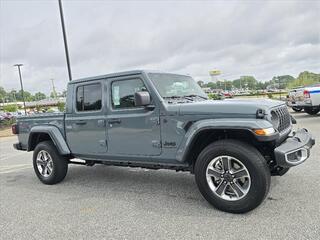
273, 106, 291, 133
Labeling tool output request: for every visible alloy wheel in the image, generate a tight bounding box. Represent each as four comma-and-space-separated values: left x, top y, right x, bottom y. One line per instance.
36, 150, 54, 177
206, 155, 251, 201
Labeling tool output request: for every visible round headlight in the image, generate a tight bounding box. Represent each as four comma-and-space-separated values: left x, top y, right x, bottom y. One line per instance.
271, 111, 280, 129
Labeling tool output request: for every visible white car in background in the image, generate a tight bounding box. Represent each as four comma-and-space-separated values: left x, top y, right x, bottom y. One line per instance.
287, 83, 320, 115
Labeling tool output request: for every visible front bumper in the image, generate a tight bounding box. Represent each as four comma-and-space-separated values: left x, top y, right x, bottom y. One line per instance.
13, 143, 23, 151
274, 129, 315, 167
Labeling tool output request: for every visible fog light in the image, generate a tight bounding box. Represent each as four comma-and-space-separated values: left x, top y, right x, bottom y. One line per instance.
286, 148, 308, 164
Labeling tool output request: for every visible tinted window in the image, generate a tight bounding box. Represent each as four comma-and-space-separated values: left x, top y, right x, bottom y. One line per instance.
76, 83, 102, 111
112, 79, 147, 109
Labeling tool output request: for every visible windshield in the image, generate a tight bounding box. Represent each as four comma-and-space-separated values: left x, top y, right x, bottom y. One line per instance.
148, 73, 207, 99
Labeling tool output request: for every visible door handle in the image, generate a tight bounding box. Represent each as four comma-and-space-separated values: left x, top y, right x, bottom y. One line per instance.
108, 119, 121, 124
75, 120, 87, 125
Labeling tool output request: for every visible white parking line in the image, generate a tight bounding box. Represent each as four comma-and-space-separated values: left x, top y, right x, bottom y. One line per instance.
0, 164, 32, 174
0, 152, 29, 161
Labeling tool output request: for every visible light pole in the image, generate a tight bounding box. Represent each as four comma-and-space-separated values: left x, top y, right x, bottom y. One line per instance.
13, 64, 27, 114
51, 78, 57, 99
278, 77, 282, 100
58, 0, 72, 81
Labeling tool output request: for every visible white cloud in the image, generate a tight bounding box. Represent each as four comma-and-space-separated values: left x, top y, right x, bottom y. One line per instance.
0, 0, 319, 94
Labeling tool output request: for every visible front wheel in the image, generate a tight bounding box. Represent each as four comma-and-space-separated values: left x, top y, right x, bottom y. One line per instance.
304, 106, 320, 115
194, 139, 270, 213
33, 141, 68, 185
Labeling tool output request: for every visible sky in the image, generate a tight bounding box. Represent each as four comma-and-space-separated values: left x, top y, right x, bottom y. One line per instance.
0, 0, 319, 95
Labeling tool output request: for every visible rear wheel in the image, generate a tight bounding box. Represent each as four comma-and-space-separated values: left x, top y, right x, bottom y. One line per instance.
304, 106, 320, 115
194, 139, 270, 213
33, 141, 68, 185
292, 106, 303, 112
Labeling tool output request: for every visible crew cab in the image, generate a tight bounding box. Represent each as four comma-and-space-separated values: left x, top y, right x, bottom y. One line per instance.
12, 70, 315, 213
287, 83, 320, 115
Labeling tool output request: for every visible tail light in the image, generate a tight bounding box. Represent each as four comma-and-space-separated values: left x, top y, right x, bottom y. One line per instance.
303, 90, 310, 99
12, 124, 19, 134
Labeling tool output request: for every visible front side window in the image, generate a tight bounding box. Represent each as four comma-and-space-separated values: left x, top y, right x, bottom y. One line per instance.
111, 79, 147, 109
76, 83, 102, 111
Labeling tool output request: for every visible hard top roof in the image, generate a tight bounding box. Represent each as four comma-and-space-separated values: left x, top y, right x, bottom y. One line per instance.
69, 70, 145, 84
68, 70, 191, 84
68, 70, 185, 84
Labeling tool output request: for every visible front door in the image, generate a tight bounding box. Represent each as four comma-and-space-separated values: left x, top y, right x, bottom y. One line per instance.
106, 77, 161, 156
65, 81, 107, 157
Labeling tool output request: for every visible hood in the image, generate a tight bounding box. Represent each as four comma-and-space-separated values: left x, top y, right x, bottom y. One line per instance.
177, 98, 284, 116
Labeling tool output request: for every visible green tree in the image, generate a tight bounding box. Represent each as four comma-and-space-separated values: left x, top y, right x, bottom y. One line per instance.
288, 71, 320, 88
57, 101, 65, 112
240, 76, 257, 89
271, 75, 295, 89
3, 104, 18, 112
34, 92, 47, 101
224, 80, 233, 90
0, 87, 6, 103
256, 81, 268, 90
206, 82, 217, 89
231, 76, 257, 90
7, 90, 18, 102
14, 90, 33, 102
50, 91, 57, 99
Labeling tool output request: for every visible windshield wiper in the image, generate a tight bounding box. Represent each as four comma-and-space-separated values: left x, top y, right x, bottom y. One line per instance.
183, 94, 208, 100
163, 96, 183, 99
163, 96, 194, 102
163, 95, 207, 101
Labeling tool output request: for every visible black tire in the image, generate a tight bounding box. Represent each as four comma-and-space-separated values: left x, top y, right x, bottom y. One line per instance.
33, 141, 68, 185
194, 139, 270, 213
292, 106, 303, 112
304, 106, 320, 115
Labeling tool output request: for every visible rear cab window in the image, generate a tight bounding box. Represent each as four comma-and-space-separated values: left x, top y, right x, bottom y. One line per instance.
76, 83, 102, 112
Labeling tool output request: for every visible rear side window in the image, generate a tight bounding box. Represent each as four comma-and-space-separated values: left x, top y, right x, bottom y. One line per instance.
76, 83, 102, 111
111, 79, 147, 109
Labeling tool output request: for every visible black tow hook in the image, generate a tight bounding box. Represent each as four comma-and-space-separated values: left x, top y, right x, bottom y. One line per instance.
290, 115, 297, 124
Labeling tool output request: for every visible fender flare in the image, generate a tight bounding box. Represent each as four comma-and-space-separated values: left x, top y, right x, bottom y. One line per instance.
28, 125, 71, 155
176, 118, 274, 162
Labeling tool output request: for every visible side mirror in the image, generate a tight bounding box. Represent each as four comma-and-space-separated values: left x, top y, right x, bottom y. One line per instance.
134, 91, 151, 107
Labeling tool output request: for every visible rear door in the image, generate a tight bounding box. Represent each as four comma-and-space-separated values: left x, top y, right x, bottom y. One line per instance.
65, 80, 107, 157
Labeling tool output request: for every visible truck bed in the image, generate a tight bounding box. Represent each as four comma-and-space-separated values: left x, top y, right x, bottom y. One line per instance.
16, 113, 65, 150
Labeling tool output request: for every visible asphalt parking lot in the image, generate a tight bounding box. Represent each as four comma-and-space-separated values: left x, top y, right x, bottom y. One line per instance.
0, 110, 319, 240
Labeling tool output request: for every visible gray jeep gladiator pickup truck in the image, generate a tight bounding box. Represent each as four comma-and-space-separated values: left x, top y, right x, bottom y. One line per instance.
12, 70, 315, 213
